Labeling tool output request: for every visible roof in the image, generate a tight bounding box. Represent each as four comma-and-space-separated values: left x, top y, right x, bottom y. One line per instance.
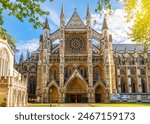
112, 44, 150, 52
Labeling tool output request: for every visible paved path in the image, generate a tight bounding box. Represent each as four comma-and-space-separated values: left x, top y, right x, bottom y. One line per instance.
61, 103, 90, 107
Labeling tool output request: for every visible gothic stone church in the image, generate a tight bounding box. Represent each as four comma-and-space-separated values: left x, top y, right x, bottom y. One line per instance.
15, 6, 150, 103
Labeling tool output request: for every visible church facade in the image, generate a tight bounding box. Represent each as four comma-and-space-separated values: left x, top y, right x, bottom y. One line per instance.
15, 6, 150, 103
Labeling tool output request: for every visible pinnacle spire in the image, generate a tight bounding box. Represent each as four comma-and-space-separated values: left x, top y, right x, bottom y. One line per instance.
43, 17, 50, 30
102, 15, 108, 30
86, 4, 90, 17
60, 3, 65, 18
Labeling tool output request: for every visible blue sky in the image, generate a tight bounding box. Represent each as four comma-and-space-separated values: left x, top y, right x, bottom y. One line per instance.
3, 0, 131, 62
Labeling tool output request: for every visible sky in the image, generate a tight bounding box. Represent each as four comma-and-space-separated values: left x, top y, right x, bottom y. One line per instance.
2, 0, 132, 62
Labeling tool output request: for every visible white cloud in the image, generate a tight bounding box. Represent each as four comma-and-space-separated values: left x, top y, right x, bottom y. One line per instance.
15, 39, 39, 62
91, 9, 133, 44
41, 5, 60, 26
16, 39, 39, 52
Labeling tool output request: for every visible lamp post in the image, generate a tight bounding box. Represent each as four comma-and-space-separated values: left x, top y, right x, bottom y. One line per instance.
50, 88, 52, 107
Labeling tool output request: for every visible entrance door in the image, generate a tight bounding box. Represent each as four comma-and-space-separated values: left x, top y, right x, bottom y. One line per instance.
77, 95, 82, 103
70, 94, 82, 103
95, 85, 106, 103
71, 95, 76, 103
95, 94, 101, 103
66, 77, 87, 103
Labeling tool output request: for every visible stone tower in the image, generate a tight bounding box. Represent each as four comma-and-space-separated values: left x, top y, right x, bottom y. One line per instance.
101, 15, 116, 95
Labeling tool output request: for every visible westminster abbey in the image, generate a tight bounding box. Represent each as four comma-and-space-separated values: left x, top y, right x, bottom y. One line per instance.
15, 6, 150, 103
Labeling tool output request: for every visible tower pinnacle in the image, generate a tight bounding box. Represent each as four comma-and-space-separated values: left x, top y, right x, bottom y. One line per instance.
43, 18, 50, 30
102, 15, 108, 30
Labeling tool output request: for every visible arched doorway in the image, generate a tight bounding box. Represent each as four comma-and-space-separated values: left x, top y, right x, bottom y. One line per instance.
65, 77, 87, 103
95, 85, 106, 103
49, 85, 58, 103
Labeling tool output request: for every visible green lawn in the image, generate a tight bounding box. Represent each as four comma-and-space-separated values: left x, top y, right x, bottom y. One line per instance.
27, 103, 150, 107
90, 103, 150, 107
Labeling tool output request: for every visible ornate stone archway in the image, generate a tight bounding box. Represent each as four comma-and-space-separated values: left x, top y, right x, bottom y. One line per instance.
94, 84, 106, 103
65, 77, 88, 103
49, 85, 58, 103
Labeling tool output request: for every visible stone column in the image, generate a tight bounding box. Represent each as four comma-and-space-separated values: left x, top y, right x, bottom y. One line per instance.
137, 68, 142, 93
128, 78, 132, 93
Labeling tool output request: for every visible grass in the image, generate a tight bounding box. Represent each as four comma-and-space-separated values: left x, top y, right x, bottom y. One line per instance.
27, 103, 150, 107
90, 103, 150, 107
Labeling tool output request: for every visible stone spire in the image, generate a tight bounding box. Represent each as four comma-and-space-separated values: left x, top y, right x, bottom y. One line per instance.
60, 3, 65, 27
43, 17, 50, 30
86, 4, 91, 27
86, 4, 91, 18
60, 3, 65, 18
102, 15, 108, 30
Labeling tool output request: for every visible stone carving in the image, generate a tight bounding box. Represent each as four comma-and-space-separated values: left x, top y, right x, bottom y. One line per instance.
66, 12, 86, 29
65, 34, 86, 54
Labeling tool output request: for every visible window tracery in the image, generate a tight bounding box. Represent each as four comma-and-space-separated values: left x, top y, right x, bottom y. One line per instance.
65, 35, 86, 54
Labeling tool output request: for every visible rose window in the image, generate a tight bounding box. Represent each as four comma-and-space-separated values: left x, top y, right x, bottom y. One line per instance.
65, 35, 86, 54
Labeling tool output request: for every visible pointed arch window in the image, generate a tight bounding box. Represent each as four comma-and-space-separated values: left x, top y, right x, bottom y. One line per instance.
131, 78, 136, 93
28, 76, 36, 95
121, 78, 126, 93
141, 78, 146, 93
79, 66, 87, 79
95, 70, 99, 80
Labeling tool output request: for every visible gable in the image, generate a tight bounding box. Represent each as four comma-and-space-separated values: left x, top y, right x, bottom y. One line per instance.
66, 12, 86, 29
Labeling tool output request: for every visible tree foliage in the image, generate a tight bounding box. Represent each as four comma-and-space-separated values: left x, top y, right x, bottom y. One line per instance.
96, 0, 111, 15
0, 0, 53, 44
96, 0, 150, 46
123, 0, 150, 46
0, 28, 15, 45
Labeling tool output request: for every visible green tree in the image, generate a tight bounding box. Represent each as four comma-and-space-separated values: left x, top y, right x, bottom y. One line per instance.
96, 0, 150, 46
0, 0, 53, 44
123, 0, 150, 46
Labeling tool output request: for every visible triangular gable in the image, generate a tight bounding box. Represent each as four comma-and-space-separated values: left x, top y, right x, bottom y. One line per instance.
66, 11, 86, 29
65, 69, 88, 88
47, 80, 59, 89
